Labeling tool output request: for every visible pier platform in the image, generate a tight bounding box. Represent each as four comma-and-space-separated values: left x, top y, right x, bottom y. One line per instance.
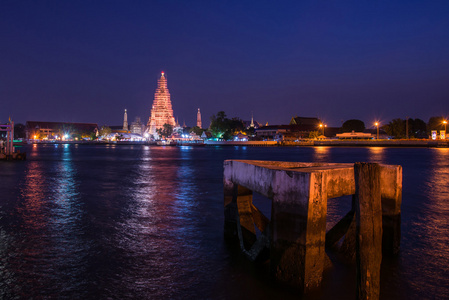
224, 160, 402, 298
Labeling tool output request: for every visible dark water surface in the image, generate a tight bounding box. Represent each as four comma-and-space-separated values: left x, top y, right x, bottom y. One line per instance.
0, 144, 448, 299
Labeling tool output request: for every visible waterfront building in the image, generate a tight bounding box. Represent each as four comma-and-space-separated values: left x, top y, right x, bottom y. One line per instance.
336, 131, 373, 139
130, 117, 145, 135
197, 108, 202, 128
123, 109, 128, 130
255, 125, 290, 140
289, 116, 321, 127
256, 122, 331, 141
25, 121, 98, 140
147, 72, 176, 136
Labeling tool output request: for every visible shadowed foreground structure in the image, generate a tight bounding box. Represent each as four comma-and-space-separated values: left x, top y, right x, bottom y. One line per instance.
224, 160, 402, 299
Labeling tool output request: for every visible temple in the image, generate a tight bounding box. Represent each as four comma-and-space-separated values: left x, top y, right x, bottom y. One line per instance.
197, 108, 202, 128
147, 72, 176, 135
123, 109, 128, 131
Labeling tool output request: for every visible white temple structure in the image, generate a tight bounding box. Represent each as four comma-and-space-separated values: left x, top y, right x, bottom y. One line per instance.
197, 108, 202, 128
123, 109, 128, 131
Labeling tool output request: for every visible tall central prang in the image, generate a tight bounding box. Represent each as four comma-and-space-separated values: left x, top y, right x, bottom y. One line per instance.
147, 72, 176, 135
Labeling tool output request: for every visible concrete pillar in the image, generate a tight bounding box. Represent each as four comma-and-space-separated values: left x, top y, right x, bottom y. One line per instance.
235, 185, 256, 249
355, 163, 382, 300
224, 180, 238, 242
224, 181, 256, 247
271, 171, 327, 292
380, 166, 402, 255
223, 160, 401, 296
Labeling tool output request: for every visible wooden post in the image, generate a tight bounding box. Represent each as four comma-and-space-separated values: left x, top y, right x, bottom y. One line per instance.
10, 121, 14, 155
354, 163, 382, 300
6, 124, 11, 156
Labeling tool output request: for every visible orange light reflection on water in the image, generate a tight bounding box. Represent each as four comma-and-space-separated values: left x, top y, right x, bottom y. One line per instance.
368, 147, 385, 163
312, 146, 330, 162
417, 148, 449, 291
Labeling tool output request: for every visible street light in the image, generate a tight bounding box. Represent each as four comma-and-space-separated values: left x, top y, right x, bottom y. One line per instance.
443, 120, 447, 132
375, 122, 379, 140
319, 123, 326, 137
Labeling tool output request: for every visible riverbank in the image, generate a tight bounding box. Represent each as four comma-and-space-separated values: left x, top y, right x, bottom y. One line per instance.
305, 139, 449, 147
206, 139, 448, 147
21, 139, 449, 148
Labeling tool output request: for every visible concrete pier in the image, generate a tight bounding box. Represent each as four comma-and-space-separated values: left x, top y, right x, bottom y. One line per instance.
0, 120, 26, 161
223, 160, 402, 297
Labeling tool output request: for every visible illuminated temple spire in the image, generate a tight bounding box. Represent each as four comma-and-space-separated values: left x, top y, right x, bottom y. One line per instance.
147, 72, 176, 135
197, 108, 202, 128
123, 109, 128, 130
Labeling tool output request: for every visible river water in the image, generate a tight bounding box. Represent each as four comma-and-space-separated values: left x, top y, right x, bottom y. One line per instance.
0, 144, 448, 299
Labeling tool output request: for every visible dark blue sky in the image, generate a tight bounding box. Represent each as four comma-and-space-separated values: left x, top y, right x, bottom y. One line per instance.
1, 0, 448, 128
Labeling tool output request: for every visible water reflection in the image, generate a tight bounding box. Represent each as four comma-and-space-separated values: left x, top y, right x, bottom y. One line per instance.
108, 146, 203, 298
0, 160, 47, 297
9, 145, 88, 297
416, 148, 449, 299
367, 147, 385, 163
312, 146, 330, 162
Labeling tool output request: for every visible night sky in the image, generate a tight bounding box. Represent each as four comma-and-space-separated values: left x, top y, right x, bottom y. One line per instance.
1, 1, 448, 128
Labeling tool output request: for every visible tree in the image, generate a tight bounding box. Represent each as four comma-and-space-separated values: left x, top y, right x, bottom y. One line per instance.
190, 126, 205, 136
209, 111, 253, 140
57, 123, 75, 139
383, 118, 405, 139
427, 116, 446, 134
408, 118, 427, 138
244, 126, 256, 137
156, 123, 173, 138
308, 130, 319, 139
99, 126, 111, 138
14, 123, 26, 139
90, 131, 98, 141
209, 111, 231, 139
342, 119, 365, 132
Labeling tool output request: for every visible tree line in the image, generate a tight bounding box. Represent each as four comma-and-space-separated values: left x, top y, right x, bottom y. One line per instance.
342, 116, 446, 139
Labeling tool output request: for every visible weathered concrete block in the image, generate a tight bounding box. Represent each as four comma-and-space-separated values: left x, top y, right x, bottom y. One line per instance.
223, 160, 402, 296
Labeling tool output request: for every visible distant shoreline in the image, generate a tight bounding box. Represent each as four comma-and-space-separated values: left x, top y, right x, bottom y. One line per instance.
17, 139, 449, 148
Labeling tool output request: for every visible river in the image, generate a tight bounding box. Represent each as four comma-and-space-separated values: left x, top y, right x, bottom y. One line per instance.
0, 144, 448, 299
